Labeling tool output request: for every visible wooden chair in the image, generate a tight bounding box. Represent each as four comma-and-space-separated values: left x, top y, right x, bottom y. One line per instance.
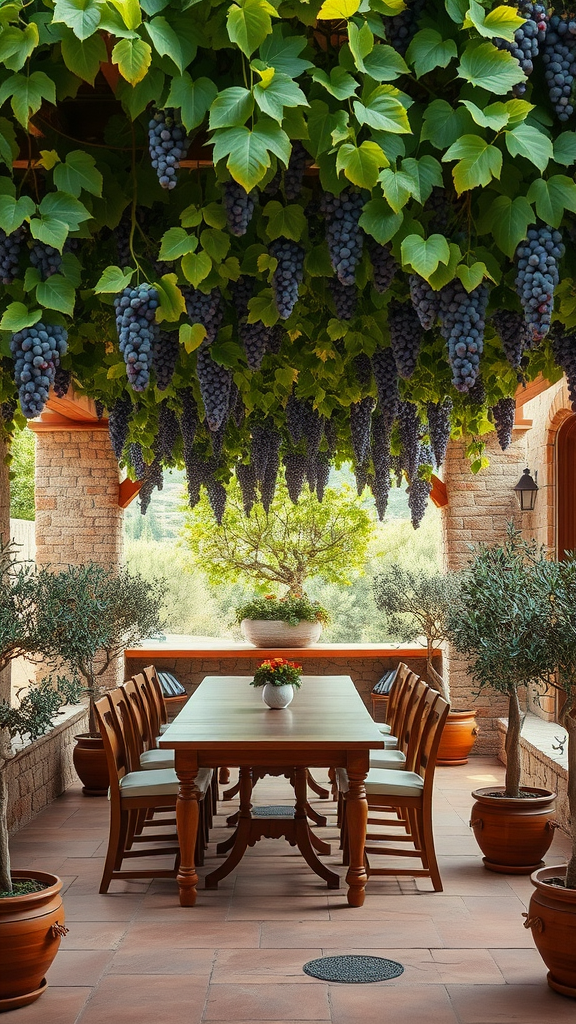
368, 675, 428, 771
338, 688, 449, 891
378, 663, 417, 748
122, 675, 175, 771
95, 689, 212, 893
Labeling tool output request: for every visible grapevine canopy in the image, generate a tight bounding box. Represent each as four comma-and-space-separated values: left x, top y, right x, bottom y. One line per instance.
0, 0, 573, 523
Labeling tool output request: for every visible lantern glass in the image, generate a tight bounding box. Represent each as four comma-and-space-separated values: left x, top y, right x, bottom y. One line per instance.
513, 468, 538, 511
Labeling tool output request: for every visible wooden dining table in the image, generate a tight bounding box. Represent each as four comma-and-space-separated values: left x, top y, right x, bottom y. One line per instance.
159, 674, 385, 908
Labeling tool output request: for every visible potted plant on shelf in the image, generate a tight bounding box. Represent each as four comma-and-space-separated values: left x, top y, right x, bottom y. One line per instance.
0, 541, 82, 1010
236, 593, 329, 648
448, 525, 557, 875
40, 564, 165, 795
525, 552, 576, 998
250, 657, 303, 709
372, 565, 479, 765
184, 478, 371, 646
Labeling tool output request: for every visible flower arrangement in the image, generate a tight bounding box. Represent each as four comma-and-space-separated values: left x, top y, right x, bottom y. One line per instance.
250, 658, 303, 689
236, 594, 329, 627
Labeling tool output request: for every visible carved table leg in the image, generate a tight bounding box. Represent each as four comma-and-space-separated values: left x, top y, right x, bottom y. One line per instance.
293, 767, 340, 888
344, 759, 369, 907
205, 767, 253, 888
175, 756, 201, 907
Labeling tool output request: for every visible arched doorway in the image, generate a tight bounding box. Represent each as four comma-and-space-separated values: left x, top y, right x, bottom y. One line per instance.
556, 413, 576, 559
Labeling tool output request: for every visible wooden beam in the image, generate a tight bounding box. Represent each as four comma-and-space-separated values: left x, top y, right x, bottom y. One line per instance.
430, 474, 447, 508
118, 478, 142, 509
46, 385, 101, 421
515, 374, 554, 409
28, 410, 108, 431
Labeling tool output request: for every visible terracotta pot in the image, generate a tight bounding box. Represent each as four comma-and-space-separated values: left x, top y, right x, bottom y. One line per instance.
470, 787, 557, 874
437, 709, 479, 766
526, 865, 576, 997
240, 619, 322, 648
73, 734, 109, 796
0, 871, 67, 1011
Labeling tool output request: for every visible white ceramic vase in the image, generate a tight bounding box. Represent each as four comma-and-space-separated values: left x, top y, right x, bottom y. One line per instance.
261, 682, 294, 709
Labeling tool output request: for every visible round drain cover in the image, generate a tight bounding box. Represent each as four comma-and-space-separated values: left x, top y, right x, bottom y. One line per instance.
303, 955, 404, 983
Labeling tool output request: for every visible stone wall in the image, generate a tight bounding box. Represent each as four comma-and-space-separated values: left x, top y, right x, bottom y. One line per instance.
125, 652, 433, 713
497, 716, 569, 834
6, 706, 87, 833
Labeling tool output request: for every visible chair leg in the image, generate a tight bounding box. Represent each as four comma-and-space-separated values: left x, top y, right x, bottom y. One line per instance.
100, 809, 128, 893
419, 807, 442, 891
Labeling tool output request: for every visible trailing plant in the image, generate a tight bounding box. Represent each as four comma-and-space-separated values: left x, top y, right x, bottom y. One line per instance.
250, 656, 303, 688
185, 477, 372, 596
39, 564, 166, 735
0, 0, 575, 523
236, 593, 329, 626
372, 565, 459, 701
447, 525, 553, 799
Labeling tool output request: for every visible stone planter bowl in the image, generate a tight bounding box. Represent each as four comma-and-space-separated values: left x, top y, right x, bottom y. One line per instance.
241, 619, 322, 648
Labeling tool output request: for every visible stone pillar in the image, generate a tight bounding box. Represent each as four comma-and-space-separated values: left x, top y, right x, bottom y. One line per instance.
31, 422, 124, 687
440, 428, 528, 753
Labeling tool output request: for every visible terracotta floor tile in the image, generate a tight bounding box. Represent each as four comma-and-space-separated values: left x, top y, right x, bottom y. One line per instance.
45, 950, 113, 987
330, 982, 459, 1024
212, 948, 324, 984
327, 895, 468, 920
260, 916, 444, 949
430, 948, 504, 984
488, 947, 549, 985
108, 947, 216, 976
446, 983, 576, 1023
204, 983, 330, 1020
1, 987, 92, 1024
60, 893, 144, 922
226, 897, 330, 920
77, 974, 209, 1024
61, 921, 129, 950
117, 920, 261, 951
434, 904, 534, 949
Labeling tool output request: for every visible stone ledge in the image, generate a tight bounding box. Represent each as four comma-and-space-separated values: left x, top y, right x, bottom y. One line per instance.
497, 713, 569, 833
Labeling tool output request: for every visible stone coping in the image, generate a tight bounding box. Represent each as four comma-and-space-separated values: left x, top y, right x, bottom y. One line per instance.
10, 702, 87, 755
498, 712, 568, 776
125, 634, 442, 660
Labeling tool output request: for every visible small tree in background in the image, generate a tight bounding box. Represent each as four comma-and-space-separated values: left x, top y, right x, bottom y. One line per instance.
372, 566, 459, 702
39, 564, 166, 736
0, 542, 82, 893
448, 526, 553, 800
183, 479, 373, 598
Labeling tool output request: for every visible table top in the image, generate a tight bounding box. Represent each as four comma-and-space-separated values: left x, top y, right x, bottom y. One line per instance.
159, 675, 385, 752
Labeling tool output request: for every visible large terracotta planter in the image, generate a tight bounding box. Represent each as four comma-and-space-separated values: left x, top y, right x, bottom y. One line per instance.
526, 865, 576, 998
241, 618, 322, 648
437, 709, 479, 766
470, 787, 557, 874
73, 734, 109, 796
0, 871, 67, 1011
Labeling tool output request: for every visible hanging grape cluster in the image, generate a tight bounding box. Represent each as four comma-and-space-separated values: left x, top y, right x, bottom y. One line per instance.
330, 279, 357, 320
398, 400, 420, 481
152, 331, 179, 391
409, 275, 439, 330
10, 323, 67, 418
270, 238, 305, 319
196, 347, 232, 431
30, 241, 62, 280
350, 396, 375, 467
250, 422, 281, 511
491, 396, 516, 450
108, 395, 132, 461
427, 398, 452, 469
284, 141, 309, 200
542, 15, 576, 121
371, 347, 399, 429
53, 366, 71, 399
369, 243, 398, 295
148, 109, 189, 190
223, 181, 256, 236
382, 0, 426, 54
157, 402, 179, 461
370, 413, 391, 521
492, 309, 532, 371
551, 324, 576, 410
388, 299, 424, 380
514, 225, 564, 342
495, 1, 548, 97
0, 227, 23, 284
439, 281, 488, 392
114, 283, 159, 392
183, 287, 223, 346
321, 190, 364, 286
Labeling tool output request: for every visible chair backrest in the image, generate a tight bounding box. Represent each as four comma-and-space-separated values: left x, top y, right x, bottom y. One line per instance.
399, 678, 429, 769
385, 662, 411, 726
142, 665, 167, 730
413, 688, 450, 790
94, 690, 129, 810
122, 676, 152, 763
389, 669, 419, 739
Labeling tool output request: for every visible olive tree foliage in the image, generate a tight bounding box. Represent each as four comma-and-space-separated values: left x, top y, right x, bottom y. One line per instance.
372, 566, 460, 701
0, 541, 81, 893
183, 480, 373, 597
39, 564, 167, 736
447, 526, 554, 800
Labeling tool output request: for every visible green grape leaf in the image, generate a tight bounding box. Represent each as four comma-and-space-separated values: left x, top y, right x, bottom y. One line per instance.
180, 321, 206, 353
443, 134, 502, 193
0, 302, 42, 332
464, 0, 525, 41
39, 191, 91, 228
527, 176, 576, 228
455, 261, 488, 292
259, 29, 313, 78
29, 216, 68, 250
311, 67, 359, 100
53, 150, 103, 198
458, 40, 526, 92
459, 99, 509, 130
400, 155, 443, 204
247, 289, 279, 325
0, 23, 39, 72
209, 87, 254, 130
36, 275, 76, 315
227, 0, 277, 57
181, 250, 212, 288
263, 201, 307, 241
155, 273, 187, 322
421, 98, 474, 149
202, 203, 227, 229
505, 123, 553, 172
60, 29, 107, 85
144, 16, 184, 73
253, 72, 308, 123
553, 132, 576, 167
108, 0, 142, 29
112, 38, 152, 85
52, 0, 101, 41
200, 228, 230, 262
93, 265, 135, 293
378, 168, 414, 212
406, 29, 458, 78
159, 227, 198, 261
336, 141, 388, 188
354, 86, 411, 133
117, 67, 166, 119
427, 242, 461, 289
0, 71, 56, 127
362, 43, 408, 81
359, 197, 403, 244
317, 0, 361, 18
401, 233, 451, 281
487, 194, 534, 256
348, 21, 374, 73
0, 194, 35, 234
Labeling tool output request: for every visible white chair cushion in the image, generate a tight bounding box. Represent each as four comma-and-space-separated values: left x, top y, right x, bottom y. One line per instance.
382, 735, 399, 749
378, 724, 392, 734
159, 723, 170, 734
365, 768, 424, 798
120, 767, 212, 800
140, 748, 175, 770
369, 749, 406, 769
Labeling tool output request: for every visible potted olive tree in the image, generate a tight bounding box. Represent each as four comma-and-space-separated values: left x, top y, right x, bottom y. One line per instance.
372, 566, 479, 765
525, 552, 576, 997
448, 526, 557, 874
185, 479, 371, 647
0, 541, 82, 1010
39, 564, 166, 795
